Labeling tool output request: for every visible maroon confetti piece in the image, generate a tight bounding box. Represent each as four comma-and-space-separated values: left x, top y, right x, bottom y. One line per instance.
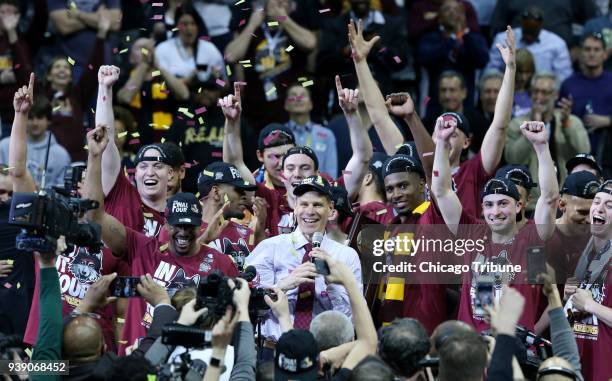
393, 56, 401, 64
129, 138, 140, 145
160, 89, 170, 94
379, 47, 386, 53
433, 170, 439, 177
424, 96, 431, 106
276, 16, 287, 22
199, 35, 211, 41
422, 152, 434, 157
235, 81, 247, 86
195, 106, 207, 115
88, 64, 93, 70
184, 162, 192, 168
3, 282, 12, 289
102, 96, 106, 102
211, 151, 223, 158
263, 130, 280, 145
342, 170, 353, 175
151, 14, 163, 20
187, 120, 196, 126
239, 19, 246, 27
127, 168, 136, 174
316, 132, 328, 138
14, 63, 20, 69
216, 78, 226, 87
113, 47, 119, 54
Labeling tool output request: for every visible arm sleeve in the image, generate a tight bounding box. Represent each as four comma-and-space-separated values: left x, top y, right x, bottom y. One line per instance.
229, 321, 257, 381
31, 268, 62, 381
549, 307, 584, 381
485, 334, 516, 381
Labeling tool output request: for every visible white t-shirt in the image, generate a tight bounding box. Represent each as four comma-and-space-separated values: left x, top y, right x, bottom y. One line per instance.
155, 37, 226, 80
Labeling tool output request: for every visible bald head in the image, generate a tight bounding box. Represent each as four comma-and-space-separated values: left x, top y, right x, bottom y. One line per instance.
63, 316, 104, 362
431, 320, 474, 354
538, 357, 577, 381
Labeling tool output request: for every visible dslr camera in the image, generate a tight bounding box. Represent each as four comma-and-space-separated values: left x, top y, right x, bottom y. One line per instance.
8, 165, 102, 253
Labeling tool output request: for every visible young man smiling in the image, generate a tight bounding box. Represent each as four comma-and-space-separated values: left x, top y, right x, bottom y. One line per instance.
84, 125, 237, 353
432, 118, 558, 332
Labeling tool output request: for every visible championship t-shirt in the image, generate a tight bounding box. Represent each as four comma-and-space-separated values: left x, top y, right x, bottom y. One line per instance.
453, 152, 493, 218
564, 249, 612, 381
24, 247, 120, 350
456, 212, 544, 332
120, 228, 238, 352
159, 221, 256, 270
105, 171, 165, 238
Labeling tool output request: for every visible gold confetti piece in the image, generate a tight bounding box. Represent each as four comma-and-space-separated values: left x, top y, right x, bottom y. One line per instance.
266, 85, 277, 96
301, 80, 314, 87
160, 137, 166, 143
84, 145, 89, 150
224, 194, 229, 203
126, 35, 131, 42
25, 348, 32, 358
267, 21, 279, 27
6, 259, 13, 265
117, 131, 128, 138
197, 87, 202, 94
203, 170, 214, 176
195, 192, 200, 198
67, 57, 75, 66
226, 65, 232, 76
235, 0, 245, 4
143, 212, 153, 218
119, 48, 128, 54
116, 317, 125, 324
242, 64, 252, 68
161, 125, 170, 130
16, 282, 21, 289
298, 77, 307, 81
148, 123, 158, 128
151, 70, 161, 77
118, 340, 128, 344
238, 59, 251, 64
90, 108, 95, 114
131, 132, 140, 138
69, 1, 77, 10
249, 234, 255, 245
198, 117, 204, 124
159, 243, 168, 252
376, 209, 388, 215
395, 144, 403, 149
286, 45, 294, 52
219, 215, 225, 225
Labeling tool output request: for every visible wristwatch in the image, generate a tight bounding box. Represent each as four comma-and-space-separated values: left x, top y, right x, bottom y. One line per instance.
209, 356, 222, 368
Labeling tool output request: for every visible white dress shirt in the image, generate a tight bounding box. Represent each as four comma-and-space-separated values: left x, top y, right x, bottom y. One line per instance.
246, 229, 363, 341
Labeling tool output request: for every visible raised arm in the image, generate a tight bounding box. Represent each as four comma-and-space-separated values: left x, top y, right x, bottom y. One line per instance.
386, 93, 435, 186
224, 10, 264, 63
480, 26, 516, 175
85, 125, 127, 257
336, 75, 372, 201
96, 66, 122, 196
431, 118, 463, 232
221, 83, 256, 185
8, 73, 36, 193
520, 122, 559, 241
349, 19, 404, 154
267, 0, 316, 51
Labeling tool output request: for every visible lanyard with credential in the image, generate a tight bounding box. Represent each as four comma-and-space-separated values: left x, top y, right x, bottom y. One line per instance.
261, 23, 284, 58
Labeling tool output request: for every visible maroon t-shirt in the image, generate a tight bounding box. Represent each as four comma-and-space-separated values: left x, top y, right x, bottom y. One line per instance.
119, 228, 238, 353
23, 247, 120, 350
159, 221, 255, 269
569, 263, 612, 381
546, 227, 590, 283
456, 212, 543, 332
453, 153, 493, 218
105, 172, 165, 238
256, 182, 292, 237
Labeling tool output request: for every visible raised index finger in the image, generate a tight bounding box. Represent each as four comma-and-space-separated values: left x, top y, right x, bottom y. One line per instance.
335, 75, 343, 95
28, 73, 35, 93
234, 81, 241, 103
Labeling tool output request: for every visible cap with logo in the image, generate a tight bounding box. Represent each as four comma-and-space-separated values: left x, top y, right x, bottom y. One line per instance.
382, 154, 425, 179
258, 123, 296, 151
197, 162, 257, 192
440, 112, 471, 137
565, 153, 602, 175
495, 164, 537, 189
561, 171, 601, 199
330, 185, 354, 217
480, 177, 521, 201
282, 146, 319, 171
369, 151, 389, 182
293, 175, 332, 198
274, 329, 319, 381
395, 141, 421, 163
161, 141, 186, 168
165, 192, 202, 226
135, 143, 171, 165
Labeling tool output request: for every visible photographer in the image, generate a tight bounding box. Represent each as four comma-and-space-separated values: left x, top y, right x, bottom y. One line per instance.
245, 175, 362, 360
84, 125, 238, 353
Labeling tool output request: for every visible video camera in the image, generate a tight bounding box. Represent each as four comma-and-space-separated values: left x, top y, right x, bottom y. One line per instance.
195, 267, 275, 319
8, 164, 102, 253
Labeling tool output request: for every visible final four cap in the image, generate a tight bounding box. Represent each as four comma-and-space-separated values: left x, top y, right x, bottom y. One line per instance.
166, 193, 202, 226
135, 143, 171, 165
382, 154, 425, 179
293, 175, 333, 198
330, 185, 354, 216
282, 146, 320, 171
369, 151, 389, 182
565, 153, 602, 175
396, 141, 420, 162
495, 164, 537, 189
258, 123, 296, 151
440, 112, 471, 137
274, 329, 319, 381
561, 171, 601, 199
197, 162, 257, 191
480, 177, 521, 201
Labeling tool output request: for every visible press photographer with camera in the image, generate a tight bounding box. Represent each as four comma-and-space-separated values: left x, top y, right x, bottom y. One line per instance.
83, 124, 238, 354
245, 174, 362, 361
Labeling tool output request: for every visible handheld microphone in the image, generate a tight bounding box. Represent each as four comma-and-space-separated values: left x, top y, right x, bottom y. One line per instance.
312, 232, 324, 248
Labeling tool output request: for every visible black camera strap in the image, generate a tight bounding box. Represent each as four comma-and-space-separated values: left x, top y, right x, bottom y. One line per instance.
40, 132, 53, 190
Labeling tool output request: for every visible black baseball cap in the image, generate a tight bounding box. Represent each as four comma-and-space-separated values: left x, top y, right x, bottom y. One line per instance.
382, 154, 425, 179
135, 143, 171, 165
165, 192, 202, 226
258, 123, 296, 151
369, 151, 389, 182
275, 329, 319, 381
282, 146, 319, 171
481, 177, 521, 201
522, 5, 543, 21
565, 153, 602, 175
161, 141, 186, 168
197, 162, 257, 192
396, 141, 418, 158
330, 185, 354, 217
293, 175, 332, 198
440, 112, 471, 137
495, 164, 537, 189
561, 171, 601, 199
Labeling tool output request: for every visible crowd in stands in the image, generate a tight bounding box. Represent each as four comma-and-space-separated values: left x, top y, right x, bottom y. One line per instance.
1, 0, 612, 380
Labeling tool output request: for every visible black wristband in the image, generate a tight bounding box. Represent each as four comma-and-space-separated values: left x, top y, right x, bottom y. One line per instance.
209, 356, 222, 368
